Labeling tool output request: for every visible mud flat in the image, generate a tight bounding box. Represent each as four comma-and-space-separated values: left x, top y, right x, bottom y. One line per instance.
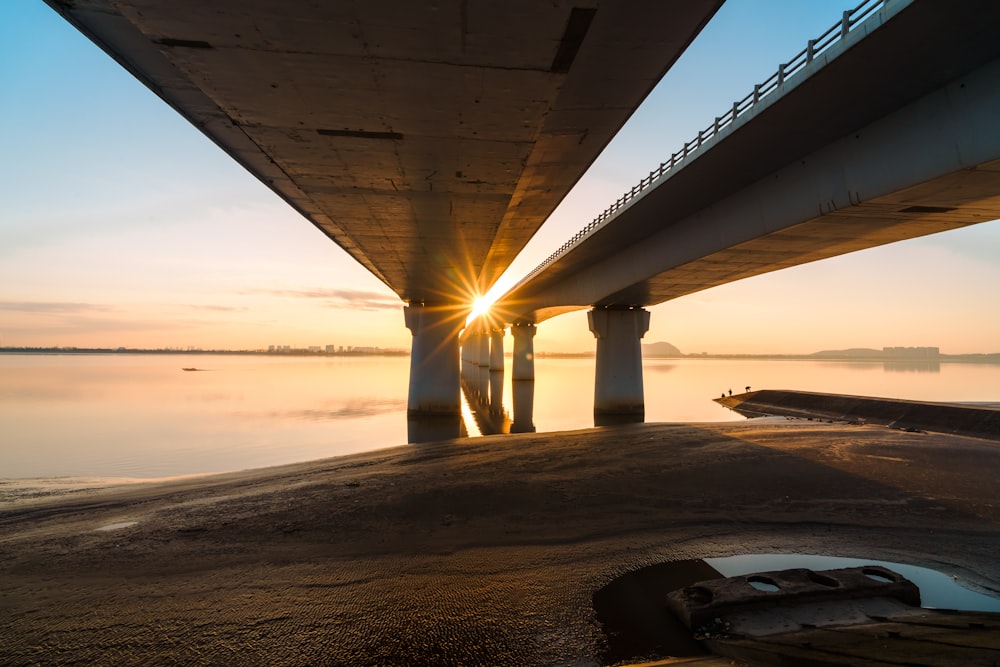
2, 420, 999, 665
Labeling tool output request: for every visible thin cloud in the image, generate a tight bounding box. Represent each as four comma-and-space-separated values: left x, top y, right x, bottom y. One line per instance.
245, 399, 409, 422
0, 301, 118, 314
249, 288, 402, 311
188, 304, 248, 312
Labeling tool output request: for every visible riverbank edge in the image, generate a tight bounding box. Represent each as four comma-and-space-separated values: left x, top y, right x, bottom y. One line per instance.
716, 389, 1000, 440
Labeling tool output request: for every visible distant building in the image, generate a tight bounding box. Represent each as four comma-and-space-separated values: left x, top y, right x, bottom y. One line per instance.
326, 345, 336, 353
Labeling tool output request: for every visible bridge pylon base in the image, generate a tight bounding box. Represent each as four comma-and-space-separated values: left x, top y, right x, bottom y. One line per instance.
511, 322, 537, 381
589, 307, 650, 421
405, 304, 466, 418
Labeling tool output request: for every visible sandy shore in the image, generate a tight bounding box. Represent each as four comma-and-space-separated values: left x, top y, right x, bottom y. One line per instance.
2, 420, 999, 665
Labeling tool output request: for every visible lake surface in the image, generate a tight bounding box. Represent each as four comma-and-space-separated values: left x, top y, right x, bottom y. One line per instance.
2, 353, 998, 479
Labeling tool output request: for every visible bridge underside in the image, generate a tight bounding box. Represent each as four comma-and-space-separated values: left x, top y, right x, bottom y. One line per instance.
46, 0, 721, 304
46, 0, 726, 425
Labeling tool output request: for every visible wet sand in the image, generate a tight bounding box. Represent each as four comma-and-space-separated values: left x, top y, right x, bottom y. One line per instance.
2, 420, 999, 665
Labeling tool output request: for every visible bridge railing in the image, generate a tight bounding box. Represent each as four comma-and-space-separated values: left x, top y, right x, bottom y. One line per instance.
516, 0, 888, 286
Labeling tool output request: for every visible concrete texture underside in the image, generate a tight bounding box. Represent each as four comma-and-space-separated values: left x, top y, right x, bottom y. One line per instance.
45, 0, 722, 301
2, 422, 999, 665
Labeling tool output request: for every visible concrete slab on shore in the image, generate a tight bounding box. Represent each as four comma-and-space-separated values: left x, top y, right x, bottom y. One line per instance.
717, 389, 1000, 441
2, 421, 999, 665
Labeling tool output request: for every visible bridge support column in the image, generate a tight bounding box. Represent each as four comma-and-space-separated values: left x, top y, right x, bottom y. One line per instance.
460, 333, 471, 382
489, 327, 505, 413
511, 322, 536, 381
589, 307, 650, 422
477, 328, 490, 369
475, 326, 490, 402
511, 380, 536, 433
404, 304, 465, 416
489, 328, 505, 372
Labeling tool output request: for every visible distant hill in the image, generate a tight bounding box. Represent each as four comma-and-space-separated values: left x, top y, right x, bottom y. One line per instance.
643, 341, 682, 357
809, 348, 884, 359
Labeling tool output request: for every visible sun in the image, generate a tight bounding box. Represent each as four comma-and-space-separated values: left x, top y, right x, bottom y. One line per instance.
469, 295, 492, 320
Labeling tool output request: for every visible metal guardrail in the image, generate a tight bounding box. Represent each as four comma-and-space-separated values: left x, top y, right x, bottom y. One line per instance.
517, 0, 887, 285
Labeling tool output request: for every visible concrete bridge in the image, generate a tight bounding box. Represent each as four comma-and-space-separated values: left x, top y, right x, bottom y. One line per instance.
45, 0, 723, 437
473, 0, 1000, 423
48, 0, 1000, 437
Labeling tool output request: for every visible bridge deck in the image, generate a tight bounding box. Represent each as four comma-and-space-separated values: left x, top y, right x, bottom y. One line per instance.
495, 0, 1000, 323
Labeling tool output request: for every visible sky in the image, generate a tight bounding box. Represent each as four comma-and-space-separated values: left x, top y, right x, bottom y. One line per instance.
2, 1, 999, 354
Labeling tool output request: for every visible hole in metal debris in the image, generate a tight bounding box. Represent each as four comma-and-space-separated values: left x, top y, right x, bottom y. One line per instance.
747, 576, 781, 592
864, 569, 896, 584
808, 571, 840, 587
687, 586, 713, 606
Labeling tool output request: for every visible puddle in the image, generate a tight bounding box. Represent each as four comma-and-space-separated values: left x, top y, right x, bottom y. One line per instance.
95, 521, 138, 532
594, 554, 1000, 664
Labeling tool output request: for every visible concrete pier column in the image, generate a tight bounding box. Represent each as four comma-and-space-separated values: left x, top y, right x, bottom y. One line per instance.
511, 380, 536, 433
511, 322, 536, 381
474, 326, 490, 401
461, 330, 474, 381
588, 307, 650, 421
460, 332, 472, 382
477, 328, 490, 369
489, 328, 505, 372
404, 303, 465, 415
489, 369, 504, 414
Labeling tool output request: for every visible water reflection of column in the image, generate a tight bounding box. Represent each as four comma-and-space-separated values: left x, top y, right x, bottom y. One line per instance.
488, 326, 505, 414
511, 322, 536, 381
476, 327, 490, 403
511, 380, 535, 433
489, 370, 504, 414
408, 415, 467, 443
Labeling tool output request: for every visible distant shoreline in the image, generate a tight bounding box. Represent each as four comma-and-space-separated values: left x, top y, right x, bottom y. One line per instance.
663, 352, 1000, 364
0, 347, 408, 358
539, 351, 1000, 362
2, 347, 998, 363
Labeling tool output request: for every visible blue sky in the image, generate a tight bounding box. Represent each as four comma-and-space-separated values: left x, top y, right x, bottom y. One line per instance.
2, 0, 998, 353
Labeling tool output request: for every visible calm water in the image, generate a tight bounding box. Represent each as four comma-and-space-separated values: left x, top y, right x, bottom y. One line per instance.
2, 353, 998, 479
